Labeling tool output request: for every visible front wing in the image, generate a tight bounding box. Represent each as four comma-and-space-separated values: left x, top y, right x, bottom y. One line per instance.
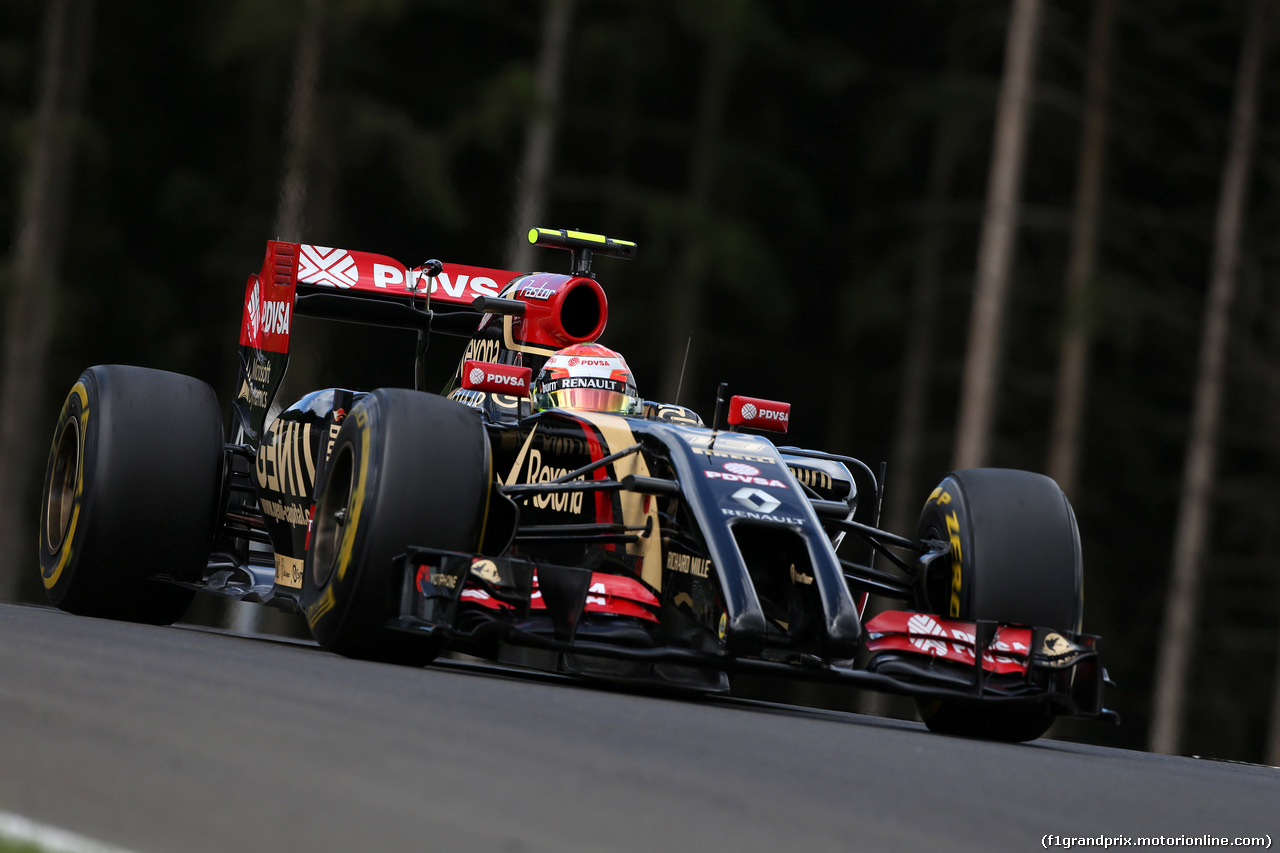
388, 548, 1117, 722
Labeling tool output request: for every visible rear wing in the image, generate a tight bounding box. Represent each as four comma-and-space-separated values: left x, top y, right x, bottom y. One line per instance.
232, 241, 522, 441
293, 243, 516, 305
231, 231, 633, 442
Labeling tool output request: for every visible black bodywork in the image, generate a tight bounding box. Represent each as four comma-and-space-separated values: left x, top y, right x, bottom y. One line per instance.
194, 235, 1115, 727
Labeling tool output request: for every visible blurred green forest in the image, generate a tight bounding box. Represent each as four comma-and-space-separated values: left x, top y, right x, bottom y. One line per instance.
3, 0, 1280, 763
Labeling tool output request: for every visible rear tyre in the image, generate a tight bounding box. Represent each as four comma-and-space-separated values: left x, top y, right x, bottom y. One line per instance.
39, 365, 223, 624
301, 389, 492, 665
913, 468, 1082, 742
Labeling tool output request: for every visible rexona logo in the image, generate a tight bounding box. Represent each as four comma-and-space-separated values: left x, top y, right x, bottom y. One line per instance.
521, 449, 585, 514
299, 245, 359, 289
464, 337, 501, 364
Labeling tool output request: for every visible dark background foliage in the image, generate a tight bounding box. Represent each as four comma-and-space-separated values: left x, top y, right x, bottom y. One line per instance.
3, 0, 1277, 762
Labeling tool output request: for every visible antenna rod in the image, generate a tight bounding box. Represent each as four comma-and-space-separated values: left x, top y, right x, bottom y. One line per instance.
674, 333, 693, 405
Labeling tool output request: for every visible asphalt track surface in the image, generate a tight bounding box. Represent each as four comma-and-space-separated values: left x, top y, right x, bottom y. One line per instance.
2, 601, 1276, 853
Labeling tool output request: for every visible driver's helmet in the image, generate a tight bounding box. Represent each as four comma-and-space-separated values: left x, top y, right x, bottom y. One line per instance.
532, 343, 641, 415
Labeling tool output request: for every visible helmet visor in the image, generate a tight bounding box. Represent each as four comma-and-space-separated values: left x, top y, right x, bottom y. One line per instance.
534, 375, 638, 414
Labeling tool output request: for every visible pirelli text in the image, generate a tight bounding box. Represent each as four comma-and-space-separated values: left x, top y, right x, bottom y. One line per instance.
1043, 836, 1271, 849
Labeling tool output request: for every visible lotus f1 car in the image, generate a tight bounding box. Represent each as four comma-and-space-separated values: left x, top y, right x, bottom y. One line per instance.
39, 227, 1116, 741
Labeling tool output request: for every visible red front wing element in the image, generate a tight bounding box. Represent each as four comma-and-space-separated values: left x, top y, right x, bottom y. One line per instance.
457, 569, 661, 623
865, 611, 1035, 675
460, 360, 532, 396
728, 395, 790, 433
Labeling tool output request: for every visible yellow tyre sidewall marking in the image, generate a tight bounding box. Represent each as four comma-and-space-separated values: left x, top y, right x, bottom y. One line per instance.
43, 382, 89, 590
305, 408, 370, 630
335, 407, 371, 584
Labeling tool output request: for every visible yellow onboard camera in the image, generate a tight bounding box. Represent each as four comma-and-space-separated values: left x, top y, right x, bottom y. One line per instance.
528, 227, 637, 277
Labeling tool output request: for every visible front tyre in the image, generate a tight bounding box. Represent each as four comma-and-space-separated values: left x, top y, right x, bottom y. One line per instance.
914, 468, 1082, 742
39, 365, 223, 624
301, 389, 492, 664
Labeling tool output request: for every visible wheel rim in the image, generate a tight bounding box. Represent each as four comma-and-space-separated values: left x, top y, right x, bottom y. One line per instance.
311, 443, 354, 588
45, 419, 80, 555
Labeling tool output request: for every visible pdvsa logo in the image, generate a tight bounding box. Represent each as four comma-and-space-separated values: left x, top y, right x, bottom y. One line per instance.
483, 371, 525, 388
740, 403, 787, 423
261, 300, 291, 336
704, 461, 788, 489
460, 359, 531, 395
907, 613, 950, 656
247, 279, 262, 343
299, 245, 359, 289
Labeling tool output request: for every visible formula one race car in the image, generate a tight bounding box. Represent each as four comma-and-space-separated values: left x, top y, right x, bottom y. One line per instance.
38, 228, 1116, 741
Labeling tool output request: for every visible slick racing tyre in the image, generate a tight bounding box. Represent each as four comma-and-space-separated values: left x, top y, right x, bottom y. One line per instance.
913, 468, 1082, 742
302, 388, 492, 665
39, 365, 223, 624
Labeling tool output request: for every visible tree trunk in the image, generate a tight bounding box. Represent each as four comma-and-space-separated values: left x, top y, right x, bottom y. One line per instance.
1148, 0, 1267, 756
883, 117, 963, 543
658, 36, 736, 404
856, 115, 964, 720
504, 0, 576, 273
1046, 0, 1115, 499
273, 0, 325, 243
952, 0, 1043, 470
0, 0, 96, 603
228, 0, 328, 637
